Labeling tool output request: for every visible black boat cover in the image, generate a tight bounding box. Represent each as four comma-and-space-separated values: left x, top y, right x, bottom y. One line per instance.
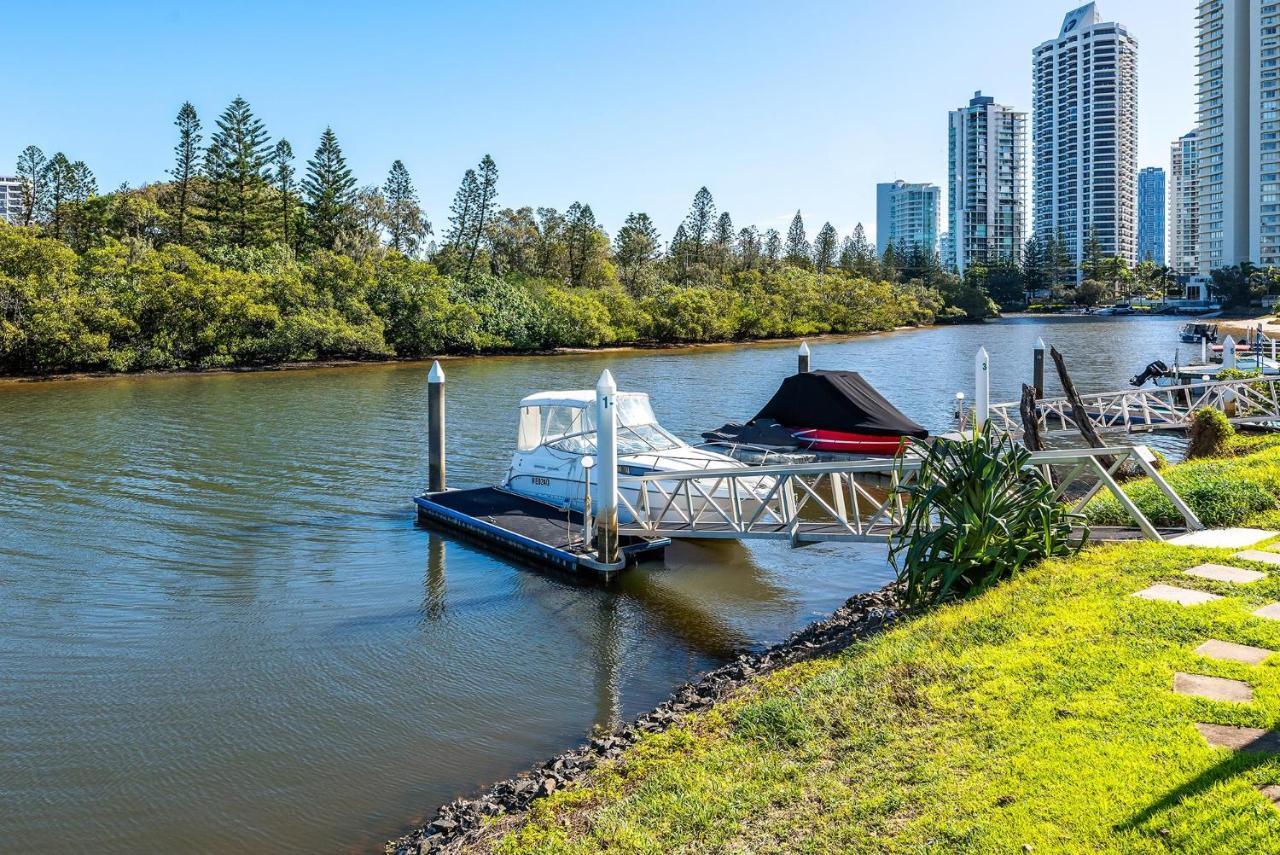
751, 370, 929, 439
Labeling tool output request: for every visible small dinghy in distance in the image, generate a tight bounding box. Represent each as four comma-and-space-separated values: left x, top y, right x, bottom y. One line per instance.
703, 370, 929, 458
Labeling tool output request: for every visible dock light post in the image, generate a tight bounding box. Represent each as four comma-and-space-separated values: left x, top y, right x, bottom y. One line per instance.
1033, 338, 1046, 399
798, 341, 811, 374
1224, 389, 1238, 419
974, 347, 990, 432
595, 370, 620, 565
581, 456, 595, 547
428, 360, 446, 493
1223, 335, 1237, 370
954, 392, 967, 431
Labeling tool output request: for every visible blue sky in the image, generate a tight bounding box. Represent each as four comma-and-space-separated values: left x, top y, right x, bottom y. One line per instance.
5, 0, 1193, 243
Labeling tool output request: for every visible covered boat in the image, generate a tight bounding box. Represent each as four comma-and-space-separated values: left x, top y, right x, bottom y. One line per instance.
704, 370, 928, 457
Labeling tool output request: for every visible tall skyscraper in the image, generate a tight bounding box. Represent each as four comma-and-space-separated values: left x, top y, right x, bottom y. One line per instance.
1032, 4, 1139, 273
947, 91, 1028, 277
1138, 167, 1166, 264
875, 180, 941, 257
1169, 130, 1200, 277
1195, 0, 1280, 272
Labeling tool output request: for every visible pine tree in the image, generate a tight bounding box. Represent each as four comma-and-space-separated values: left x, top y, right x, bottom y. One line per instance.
784, 211, 810, 267
1082, 227, 1104, 281
683, 187, 716, 265
813, 222, 838, 273
736, 226, 761, 271
464, 154, 499, 279
763, 228, 782, 268
203, 96, 273, 247
383, 160, 430, 256
446, 169, 479, 249
42, 153, 75, 239
669, 223, 692, 282
302, 127, 357, 251
565, 202, 598, 286
613, 212, 661, 288
170, 102, 202, 244
15, 145, 47, 227
850, 223, 876, 276
69, 162, 95, 200
273, 140, 296, 249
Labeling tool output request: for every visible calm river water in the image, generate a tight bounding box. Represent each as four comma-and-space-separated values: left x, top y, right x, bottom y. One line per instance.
0, 315, 1189, 853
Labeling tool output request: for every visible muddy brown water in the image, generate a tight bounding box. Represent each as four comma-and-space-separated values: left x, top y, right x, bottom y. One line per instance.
0, 315, 1190, 853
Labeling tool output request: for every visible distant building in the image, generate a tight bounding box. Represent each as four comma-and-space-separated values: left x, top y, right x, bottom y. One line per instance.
1195, 0, 1280, 271
1137, 167, 1166, 265
947, 91, 1028, 277
939, 232, 955, 271
0, 176, 23, 224
1032, 3, 1139, 272
1169, 130, 1199, 278
876, 180, 941, 257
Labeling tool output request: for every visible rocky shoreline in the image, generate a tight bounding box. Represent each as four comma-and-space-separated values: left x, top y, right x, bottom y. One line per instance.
385, 586, 903, 855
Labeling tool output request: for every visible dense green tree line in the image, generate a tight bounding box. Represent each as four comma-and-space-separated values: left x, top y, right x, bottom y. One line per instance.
2, 96, 995, 376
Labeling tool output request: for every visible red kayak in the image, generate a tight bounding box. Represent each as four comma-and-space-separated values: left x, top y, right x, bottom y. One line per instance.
788, 428, 910, 455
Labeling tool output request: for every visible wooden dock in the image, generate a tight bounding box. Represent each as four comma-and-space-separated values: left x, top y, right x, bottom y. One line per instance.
414, 487, 669, 577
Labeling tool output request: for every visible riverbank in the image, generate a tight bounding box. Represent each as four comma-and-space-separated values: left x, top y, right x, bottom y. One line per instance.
0, 329, 923, 386
393, 434, 1280, 854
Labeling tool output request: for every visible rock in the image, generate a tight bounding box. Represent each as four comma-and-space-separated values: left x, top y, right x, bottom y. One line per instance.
538, 777, 558, 797
428, 818, 457, 834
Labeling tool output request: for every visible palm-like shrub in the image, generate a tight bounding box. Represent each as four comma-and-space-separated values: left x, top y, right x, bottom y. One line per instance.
890, 426, 1086, 612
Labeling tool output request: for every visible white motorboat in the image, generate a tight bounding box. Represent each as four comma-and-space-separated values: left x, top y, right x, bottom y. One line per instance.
501, 390, 772, 524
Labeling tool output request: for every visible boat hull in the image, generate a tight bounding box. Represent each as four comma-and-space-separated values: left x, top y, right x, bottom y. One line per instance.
789, 428, 910, 455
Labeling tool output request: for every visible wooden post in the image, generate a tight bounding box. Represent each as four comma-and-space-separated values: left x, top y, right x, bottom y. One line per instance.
1019, 384, 1045, 452
1033, 338, 1046, 399
798, 341, 811, 374
1049, 346, 1111, 465
595, 370, 620, 565
428, 361, 446, 493
975, 347, 990, 431
1223, 335, 1237, 370
1201, 336, 1208, 365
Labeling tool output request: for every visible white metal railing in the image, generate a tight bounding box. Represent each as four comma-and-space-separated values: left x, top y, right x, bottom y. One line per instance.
988, 375, 1280, 437
616, 445, 1202, 544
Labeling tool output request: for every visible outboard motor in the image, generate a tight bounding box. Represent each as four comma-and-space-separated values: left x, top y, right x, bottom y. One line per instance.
1130, 360, 1169, 388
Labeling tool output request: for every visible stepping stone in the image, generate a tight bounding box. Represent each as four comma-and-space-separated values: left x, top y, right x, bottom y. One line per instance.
1185, 564, 1266, 584
1235, 550, 1280, 567
1260, 785, 1280, 807
1175, 672, 1254, 702
1256, 603, 1280, 621
1171, 528, 1278, 549
1196, 639, 1275, 665
1132, 585, 1222, 606
1198, 723, 1280, 753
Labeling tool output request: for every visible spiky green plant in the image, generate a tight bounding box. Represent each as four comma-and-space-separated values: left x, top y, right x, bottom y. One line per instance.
890, 426, 1086, 612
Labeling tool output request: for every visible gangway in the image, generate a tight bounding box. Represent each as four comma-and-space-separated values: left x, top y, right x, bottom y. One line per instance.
987, 375, 1280, 438
616, 445, 1202, 545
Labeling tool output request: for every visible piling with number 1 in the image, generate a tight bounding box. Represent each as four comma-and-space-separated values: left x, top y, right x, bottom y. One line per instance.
428, 361, 447, 492
595, 370, 620, 565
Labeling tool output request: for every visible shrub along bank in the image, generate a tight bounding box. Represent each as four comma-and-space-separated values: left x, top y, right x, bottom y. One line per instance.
460, 435, 1280, 854
0, 224, 948, 377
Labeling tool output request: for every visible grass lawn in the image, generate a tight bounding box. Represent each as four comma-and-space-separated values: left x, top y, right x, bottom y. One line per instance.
481, 437, 1280, 854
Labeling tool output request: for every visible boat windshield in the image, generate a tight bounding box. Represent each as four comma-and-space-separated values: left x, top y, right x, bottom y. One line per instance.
516, 394, 686, 455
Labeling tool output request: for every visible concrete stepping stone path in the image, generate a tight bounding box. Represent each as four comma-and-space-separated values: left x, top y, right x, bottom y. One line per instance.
1184, 564, 1267, 584
1255, 603, 1280, 621
1196, 639, 1275, 665
1170, 529, 1277, 549
1260, 785, 1280, 808
1197, 723, 1280, 753
1234, 550, 1280, 567
1175, 672, 1254, 702
1132, 585, 1222, 606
